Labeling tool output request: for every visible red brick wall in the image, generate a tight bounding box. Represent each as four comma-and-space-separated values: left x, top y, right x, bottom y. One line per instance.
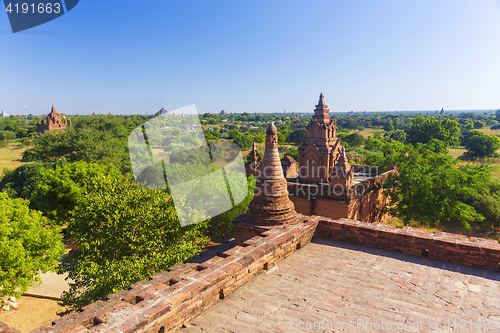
316, 218, 500, 272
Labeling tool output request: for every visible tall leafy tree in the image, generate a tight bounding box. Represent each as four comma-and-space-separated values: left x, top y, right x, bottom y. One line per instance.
406, 117, 460, 146
383, 142, 490, 230
59, 177, 209, 313
0, 193, 65, 298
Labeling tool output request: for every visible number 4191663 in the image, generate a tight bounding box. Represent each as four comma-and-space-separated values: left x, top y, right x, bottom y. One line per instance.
5, 2, 61, 14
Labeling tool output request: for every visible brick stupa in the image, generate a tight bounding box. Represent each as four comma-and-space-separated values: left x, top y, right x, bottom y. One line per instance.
246, 123, 297, 226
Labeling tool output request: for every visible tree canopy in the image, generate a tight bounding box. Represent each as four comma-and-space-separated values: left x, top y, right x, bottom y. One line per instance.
59, 177, 209, 313
406, 117, 460, 146
0, 193, 65, 298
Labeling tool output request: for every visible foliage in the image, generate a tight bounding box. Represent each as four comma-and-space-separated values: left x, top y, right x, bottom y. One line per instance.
342, 133, 365, 147
59, 177, 209, 313
382, 142, 491, 230
0, 162, 49, 203
406, 117, 460, 146
389, 129, 407, 143
0, 130, 16, 141
277, 132, 286, 143
233, 134, 254, 150
473, 120, 486, 129
463, 131, 500, 158
283, 146, 298, 160
287, 128, 306, 146
207, 177, 256, 243
0, 192, 65, 298
32, 161, 124, 225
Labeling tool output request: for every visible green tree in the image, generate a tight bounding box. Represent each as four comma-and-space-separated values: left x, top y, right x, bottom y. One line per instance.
342, 133, 365, 147
277, 132, 286, 143
0, 193, 65, 298
383, 143, 489, 230
59, 177, 209, 313
0, 162, 49, 203
207, 177, 255, 243
32, 161, 124, 225
473, 120, 486, 129
389, 129, 407, 143
406, 117, 460, 146
464, 132, 500, 158
287, 128, 306, 145
233, 134, 253, 150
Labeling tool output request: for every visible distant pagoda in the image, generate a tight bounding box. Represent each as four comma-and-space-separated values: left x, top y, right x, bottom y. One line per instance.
36, 104, 71, 135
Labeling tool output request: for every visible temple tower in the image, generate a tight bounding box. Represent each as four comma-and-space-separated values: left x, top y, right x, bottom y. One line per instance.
246, 123, 297, 226
298, 93, 341, 183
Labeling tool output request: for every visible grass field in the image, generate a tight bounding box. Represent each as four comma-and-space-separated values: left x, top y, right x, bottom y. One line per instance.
351, 127, 385, 139
478, 127, 500, 136
0, 142, 31, 177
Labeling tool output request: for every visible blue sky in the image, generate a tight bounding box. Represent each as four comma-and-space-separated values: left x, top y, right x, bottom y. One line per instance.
1, 0, 500, 115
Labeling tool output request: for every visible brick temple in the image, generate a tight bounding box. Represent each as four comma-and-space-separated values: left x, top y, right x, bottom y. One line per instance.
288, 93, 394, 222
36, 104, 72, 135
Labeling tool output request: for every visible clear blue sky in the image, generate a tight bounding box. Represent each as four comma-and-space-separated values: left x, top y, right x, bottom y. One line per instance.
1, 0, 500, 115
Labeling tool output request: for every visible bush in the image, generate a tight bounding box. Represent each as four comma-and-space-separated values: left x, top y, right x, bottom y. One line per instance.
0, 193, 65, 298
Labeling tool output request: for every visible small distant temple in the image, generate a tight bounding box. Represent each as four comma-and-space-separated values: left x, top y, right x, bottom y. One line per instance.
159, 108, 170, 116
220, 110, 227, 115
1, 109, 8, 117
36, 104, 71, 135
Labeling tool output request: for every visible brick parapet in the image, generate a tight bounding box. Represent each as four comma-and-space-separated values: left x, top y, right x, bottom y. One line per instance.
7, 214, 317, 333
316, 218, 500, 272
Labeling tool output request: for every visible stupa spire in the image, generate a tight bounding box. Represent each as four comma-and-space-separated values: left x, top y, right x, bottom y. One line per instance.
246, 122, 297, 225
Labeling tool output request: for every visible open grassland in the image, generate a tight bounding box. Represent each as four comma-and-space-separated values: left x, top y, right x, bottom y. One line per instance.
0, 142, 30, 177
351, 127, 385, 138
479, 127, 500, 136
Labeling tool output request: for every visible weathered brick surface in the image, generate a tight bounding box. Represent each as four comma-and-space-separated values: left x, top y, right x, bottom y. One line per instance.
184, 238, 500, 333
317, 218, 500, 272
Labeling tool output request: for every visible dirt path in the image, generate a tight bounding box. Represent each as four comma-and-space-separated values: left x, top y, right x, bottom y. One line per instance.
0, 297, 66, 332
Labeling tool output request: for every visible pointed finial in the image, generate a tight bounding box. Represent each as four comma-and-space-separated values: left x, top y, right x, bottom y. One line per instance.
318, 93, 325, 105
51, 104, 56, 113
266, 122, 277, 135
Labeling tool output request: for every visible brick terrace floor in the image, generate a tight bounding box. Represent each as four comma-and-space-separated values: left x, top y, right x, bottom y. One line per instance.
182, 237, 500, 333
